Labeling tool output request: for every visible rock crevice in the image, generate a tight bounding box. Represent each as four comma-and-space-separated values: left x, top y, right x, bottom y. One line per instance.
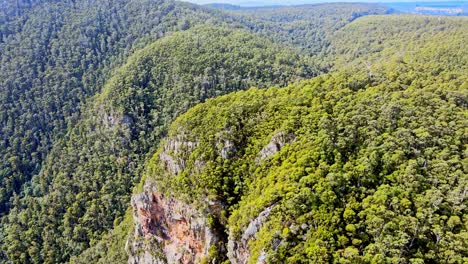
128, 184, 219, 264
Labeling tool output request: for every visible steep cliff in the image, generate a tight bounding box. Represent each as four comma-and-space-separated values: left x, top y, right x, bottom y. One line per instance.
129, 42, 467, 262
128, 181, 220, 264
1, 23, 319, 264
125, 15, 468, 264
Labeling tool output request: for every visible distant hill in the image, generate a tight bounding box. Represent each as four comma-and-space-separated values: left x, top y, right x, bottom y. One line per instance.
0, 0, 466, 263
384, 1, 468, 16
196, 0, 468, 15
205, 3, 243, 9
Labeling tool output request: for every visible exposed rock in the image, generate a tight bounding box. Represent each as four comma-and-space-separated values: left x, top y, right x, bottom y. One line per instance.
128, 182, 219, 264
127, 250, 165, 264
257, 131, 295, 162
95, 104, 133, 130
159, 135, 198, 175
219, 139, 235, 160
216, 129, 236, 160
194, 159, 206, 173
227, 205, 275, 264
257, 250, 267, 264
159, 152, 183, 175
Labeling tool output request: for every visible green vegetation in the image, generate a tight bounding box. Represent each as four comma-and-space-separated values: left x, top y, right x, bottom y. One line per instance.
0, 1, 391, 262
145, 16, 467, 263
224, 3, 390, 55
1, 25, 315, 263
0, 0, 220, 214
318, 15, 468, 71
67, 210, 133, 264
0, 0, 466, 263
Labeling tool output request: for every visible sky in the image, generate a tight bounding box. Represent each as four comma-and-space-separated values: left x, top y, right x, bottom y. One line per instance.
183, 0, 467, 6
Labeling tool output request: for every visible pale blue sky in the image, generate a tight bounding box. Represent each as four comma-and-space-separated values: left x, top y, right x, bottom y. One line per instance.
183, 0, 466, 6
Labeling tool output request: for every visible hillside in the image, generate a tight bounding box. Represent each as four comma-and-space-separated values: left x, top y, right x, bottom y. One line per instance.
319, 15, 468, 71
1, 25, 316, 264
0, 1, 393, 263
221, 3, 390, 55
0, 0, 466, 263
132, 15, 467, 263
0, 0, 386, 218
0, 0, 222, 215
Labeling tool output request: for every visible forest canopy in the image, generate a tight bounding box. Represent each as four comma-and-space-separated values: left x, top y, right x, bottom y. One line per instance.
0, 0, 466, 263
145, 20, 467, 262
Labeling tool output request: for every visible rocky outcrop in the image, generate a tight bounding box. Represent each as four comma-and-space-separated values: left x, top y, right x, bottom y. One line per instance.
159, 135, 198, 175
215, 129, 237, 160
257, 131, 295, 162
128, 182, 219, 264
128, 129, 288, 263
227, 205, 275, 264
219, 139, 235, 160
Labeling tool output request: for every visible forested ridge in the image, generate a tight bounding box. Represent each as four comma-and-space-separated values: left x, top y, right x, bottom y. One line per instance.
213, 3, 391, 56
0, 0, 386, 216
0, 0, 466, 263
143, 16, 467, 263
0, 0, 221, 214
2, 25, 316, 263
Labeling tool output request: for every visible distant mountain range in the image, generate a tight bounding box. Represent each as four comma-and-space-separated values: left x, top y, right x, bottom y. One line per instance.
384, 1, 468, 15
204, 1, 468, 16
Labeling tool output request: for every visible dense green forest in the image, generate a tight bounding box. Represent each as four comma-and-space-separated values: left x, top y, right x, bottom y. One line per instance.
0, 0, 466, 263
0, 0, 385, 216
0, 0, 219, 214
143, 17, 467, 263
215, 3, 390, 55
2, 25, 316, 263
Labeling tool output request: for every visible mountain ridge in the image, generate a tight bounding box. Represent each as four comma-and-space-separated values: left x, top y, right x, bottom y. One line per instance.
0, 1, 466, 263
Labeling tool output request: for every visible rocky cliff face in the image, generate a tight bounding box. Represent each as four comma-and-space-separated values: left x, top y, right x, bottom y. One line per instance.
257, 131, 295, 162
127, 185, 274, 264
127, 181, 220, 264
159, 136, 198, 175
227, 206, 275, 264
126, 130, 293, 263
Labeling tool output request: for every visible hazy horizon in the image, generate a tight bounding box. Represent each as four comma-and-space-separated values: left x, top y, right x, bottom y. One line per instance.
184, 0, 468, 7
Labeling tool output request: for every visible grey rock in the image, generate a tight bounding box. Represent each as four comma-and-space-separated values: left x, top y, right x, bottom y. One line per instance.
257, 131, 295, 162
159, 135, 198, 175
227, 205, 275, 264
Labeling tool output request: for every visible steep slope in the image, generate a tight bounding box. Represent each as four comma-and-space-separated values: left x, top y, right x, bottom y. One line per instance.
0, 0, 389, 215
1, 25, 316, 264
222, 3, 391, 55
134, 16, 467, 263
0, 0, 389, 225
1, 0, 449, 262
0, 1, 393, 262
0, 0, 223, 215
